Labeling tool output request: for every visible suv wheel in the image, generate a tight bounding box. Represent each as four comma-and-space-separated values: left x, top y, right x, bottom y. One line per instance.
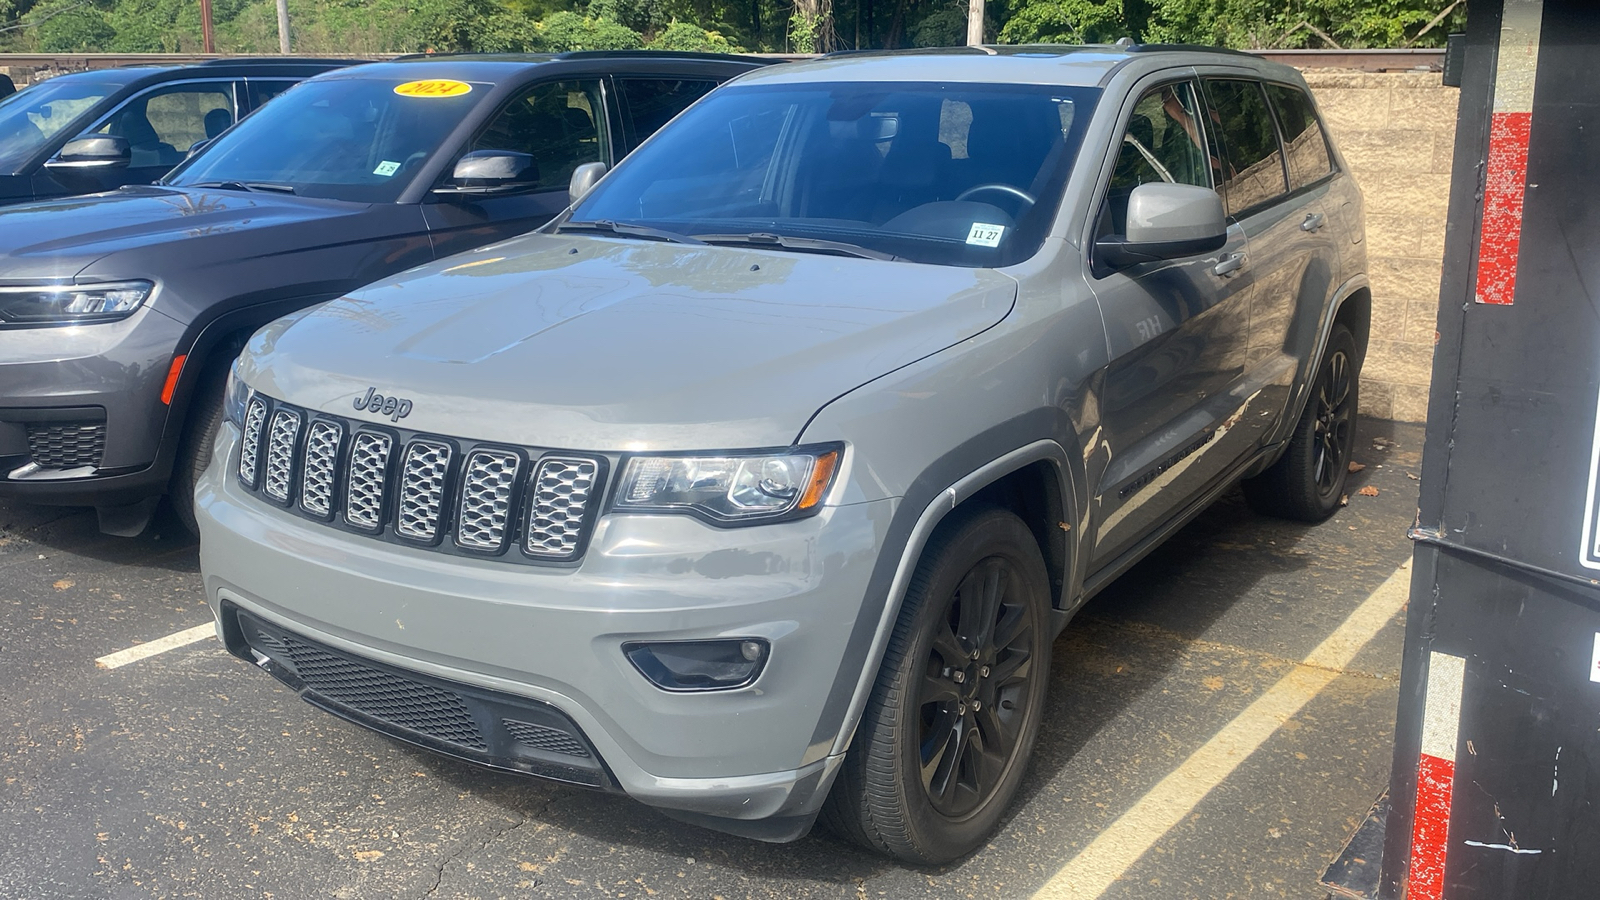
170, 358, 232, 536
1243, 323, 1360, 522
824, 507, 1051, 865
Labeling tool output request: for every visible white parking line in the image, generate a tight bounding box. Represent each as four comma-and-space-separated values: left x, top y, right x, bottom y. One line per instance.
96, 622, 217, 670
1032, 559, 1413, 900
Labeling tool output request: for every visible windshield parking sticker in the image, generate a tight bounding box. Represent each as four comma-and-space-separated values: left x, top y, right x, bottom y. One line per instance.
373, 160, 400, 177
966, 222, 1005, 248
393, 80, 472, 98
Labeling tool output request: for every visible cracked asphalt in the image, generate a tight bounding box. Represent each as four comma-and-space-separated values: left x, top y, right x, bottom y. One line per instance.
1, 417, 1421, 899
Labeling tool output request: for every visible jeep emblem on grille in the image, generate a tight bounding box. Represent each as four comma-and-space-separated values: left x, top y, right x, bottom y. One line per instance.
353, 387, 413, 422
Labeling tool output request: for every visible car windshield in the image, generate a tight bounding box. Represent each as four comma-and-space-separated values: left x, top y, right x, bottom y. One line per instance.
0, 78, 119, 173
570, 81, 1099, 267
165, 77, 482, 202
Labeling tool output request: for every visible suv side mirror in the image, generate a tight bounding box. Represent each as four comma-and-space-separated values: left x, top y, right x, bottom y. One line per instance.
434, 150, 540, 196
46, 135, 132, 170
568, 161, 607, 206
1095, 182, 1227, 270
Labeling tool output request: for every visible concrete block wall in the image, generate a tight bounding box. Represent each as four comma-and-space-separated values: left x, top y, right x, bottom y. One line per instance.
1305, 70, 1459, 423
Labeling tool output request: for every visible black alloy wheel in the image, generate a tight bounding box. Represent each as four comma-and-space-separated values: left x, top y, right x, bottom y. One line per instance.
1243, 323, 1361, 522
918, 556, 1038, 818
823, 506, 1052, 865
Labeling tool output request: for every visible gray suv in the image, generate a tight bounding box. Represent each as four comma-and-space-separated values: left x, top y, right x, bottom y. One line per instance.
197, 45, 1368, 864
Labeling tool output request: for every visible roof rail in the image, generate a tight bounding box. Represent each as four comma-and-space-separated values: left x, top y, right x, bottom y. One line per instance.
553, 49, 771, 64
1125, 42, 1259, 59
194, 56, 369, 66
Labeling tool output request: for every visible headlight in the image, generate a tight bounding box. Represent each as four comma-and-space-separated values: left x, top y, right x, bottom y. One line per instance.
223, 358, 249, 427
0, 281, 154, 325
614, 445, 842, 524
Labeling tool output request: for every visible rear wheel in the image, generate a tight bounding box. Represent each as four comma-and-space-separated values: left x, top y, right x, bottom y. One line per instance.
170, 357, 232, 536
1243, 323, 1359, 522
823, 507, 1052, 865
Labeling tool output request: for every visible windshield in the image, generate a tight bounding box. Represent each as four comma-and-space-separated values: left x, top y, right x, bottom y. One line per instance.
571, 82, 1099, 267
0, 79, 119, 173
166, 77, 482, 202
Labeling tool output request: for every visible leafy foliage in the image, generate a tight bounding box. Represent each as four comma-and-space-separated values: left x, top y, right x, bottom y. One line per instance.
3, 0, 1468, 55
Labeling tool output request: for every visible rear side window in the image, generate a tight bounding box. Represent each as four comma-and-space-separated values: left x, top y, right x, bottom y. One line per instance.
1203, 79, 1288, 217
1264, 83, 1333, 190
617, 78, 717, 152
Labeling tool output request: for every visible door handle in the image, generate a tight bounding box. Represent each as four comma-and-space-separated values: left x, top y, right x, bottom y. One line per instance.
1211, 251, 1246, 277
1300, 212, 1326, 232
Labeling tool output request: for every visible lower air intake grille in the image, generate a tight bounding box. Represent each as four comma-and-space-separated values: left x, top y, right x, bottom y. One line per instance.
25, 422, 106, 469
231, 608, 613, 789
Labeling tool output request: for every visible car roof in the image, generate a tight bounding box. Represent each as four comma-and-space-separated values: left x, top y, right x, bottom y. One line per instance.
325, 50, 770, 82
737, 43, 1297, 88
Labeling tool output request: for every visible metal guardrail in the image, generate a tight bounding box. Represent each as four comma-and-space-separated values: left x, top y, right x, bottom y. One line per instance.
0, 47, 1446, 84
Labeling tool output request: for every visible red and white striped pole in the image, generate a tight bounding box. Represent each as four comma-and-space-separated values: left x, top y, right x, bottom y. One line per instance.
1407, 652, 1467, 900
1474, 0, 1545, 306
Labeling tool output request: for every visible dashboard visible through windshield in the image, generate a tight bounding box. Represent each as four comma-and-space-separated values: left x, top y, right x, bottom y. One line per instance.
569, 81, 1099, 267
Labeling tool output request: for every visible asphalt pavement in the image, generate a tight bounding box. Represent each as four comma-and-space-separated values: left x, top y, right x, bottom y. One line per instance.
0, 417, 1423, 899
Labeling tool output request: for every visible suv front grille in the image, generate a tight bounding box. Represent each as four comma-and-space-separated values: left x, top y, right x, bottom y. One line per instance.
26, 422, 106, 469
236, 393, 605, 564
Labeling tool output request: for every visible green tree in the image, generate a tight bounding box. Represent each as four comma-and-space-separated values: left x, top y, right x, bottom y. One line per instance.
537, 10, 643, 48
997, 0, 1121, 44
32, 0, 114, 50
647, 19, 740, 49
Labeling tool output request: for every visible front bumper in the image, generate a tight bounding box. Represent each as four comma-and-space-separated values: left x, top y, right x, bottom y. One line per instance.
197, 422, 897, 838
0, 305, 187, 506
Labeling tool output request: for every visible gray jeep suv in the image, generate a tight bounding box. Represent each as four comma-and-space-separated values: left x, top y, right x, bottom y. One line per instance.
196, 45, 1368, 864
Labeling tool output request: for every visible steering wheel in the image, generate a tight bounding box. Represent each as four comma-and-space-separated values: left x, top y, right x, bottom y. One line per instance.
956, 183, 1037, 211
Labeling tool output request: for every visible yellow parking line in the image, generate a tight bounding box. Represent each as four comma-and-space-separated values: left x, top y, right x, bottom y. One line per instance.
96, 622, 217, 670
1032, 559, 1413, 900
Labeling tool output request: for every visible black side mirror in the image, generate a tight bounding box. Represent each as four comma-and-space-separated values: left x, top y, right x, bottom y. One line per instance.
47, 135, 132, 170
1095, 182, 1228, 270
434, 150, 540, 196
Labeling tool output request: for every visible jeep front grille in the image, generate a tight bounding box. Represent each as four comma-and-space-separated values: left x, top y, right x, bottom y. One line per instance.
237, 394, 604, 564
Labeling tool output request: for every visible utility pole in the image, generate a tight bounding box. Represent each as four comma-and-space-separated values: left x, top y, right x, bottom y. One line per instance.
199, 0, 214, 52
966, 0, 983, 45
276, 0, 291, 53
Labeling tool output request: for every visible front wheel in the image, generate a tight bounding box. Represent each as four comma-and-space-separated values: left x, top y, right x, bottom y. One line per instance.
1243, 323, 1360, 522
170, 358, 232, 536
823, 507, 1052, 865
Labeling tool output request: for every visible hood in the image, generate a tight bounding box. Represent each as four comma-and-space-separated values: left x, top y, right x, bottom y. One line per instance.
0, 185, 367, 281
242, 234, 1018, 450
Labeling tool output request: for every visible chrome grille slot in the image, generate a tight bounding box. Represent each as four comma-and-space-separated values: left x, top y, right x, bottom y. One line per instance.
396, 440, 452, 541
299, 420, 343, 517
262, 409, 302, 502
455, 449, 520, 551
525, 457, 598, 558
344, 432, 392, 530
238, 396, 267, 487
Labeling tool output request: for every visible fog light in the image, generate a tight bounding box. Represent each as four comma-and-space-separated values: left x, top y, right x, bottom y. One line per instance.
624, 639, 770, 692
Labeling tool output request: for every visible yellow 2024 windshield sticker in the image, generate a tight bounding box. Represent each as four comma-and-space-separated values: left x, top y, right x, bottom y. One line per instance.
393, 80, 472, 98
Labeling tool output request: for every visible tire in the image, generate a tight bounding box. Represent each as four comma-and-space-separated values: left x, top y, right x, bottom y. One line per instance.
170, 358, 232, 536
823, 506, 1052, 865
1243, 323, 1360, 522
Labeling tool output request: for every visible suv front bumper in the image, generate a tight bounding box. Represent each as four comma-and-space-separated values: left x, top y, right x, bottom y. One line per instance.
0, 305, 186, 507
196, 422, 897, 839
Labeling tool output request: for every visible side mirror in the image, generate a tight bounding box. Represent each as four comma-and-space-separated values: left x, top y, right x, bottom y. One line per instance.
433, 150, 540, 195
1095, 182, 1227, 270
568, 161, 607, 206
46, 135, 132, 170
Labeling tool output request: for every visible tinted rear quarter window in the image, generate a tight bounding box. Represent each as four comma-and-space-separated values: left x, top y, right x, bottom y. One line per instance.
1264, 83, 1334, 190
1204, 79, 1288, 217
617, 78, 717, 152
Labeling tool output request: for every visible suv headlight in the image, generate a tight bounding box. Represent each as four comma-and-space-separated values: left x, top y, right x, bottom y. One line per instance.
614, 445, 842, 524
0, 281, 154, 325
223, 358, 249, 427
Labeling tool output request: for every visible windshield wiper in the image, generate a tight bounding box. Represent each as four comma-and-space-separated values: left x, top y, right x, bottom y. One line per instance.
189, 180, 297, 195
556, 219, 705, 245
692, 232, 897, 261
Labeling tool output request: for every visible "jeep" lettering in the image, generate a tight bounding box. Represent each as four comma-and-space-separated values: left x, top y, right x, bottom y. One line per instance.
352, 387, 413, 422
